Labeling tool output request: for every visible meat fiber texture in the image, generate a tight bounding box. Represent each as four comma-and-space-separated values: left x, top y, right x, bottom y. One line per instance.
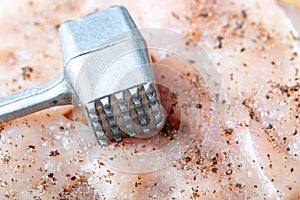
0, 0, 299, 199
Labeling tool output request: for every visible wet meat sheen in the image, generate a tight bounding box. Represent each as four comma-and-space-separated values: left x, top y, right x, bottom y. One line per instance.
0, 0, 299, 199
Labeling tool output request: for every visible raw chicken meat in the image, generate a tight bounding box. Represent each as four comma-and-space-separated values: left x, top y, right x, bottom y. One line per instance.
0, 0, 299, 199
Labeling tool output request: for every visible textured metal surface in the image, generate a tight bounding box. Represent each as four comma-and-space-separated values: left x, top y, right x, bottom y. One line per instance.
0, 6, 165, 146
87, 83, 165, 145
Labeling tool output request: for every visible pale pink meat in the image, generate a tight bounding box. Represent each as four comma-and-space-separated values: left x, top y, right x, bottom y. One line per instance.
0, 0, 299, 199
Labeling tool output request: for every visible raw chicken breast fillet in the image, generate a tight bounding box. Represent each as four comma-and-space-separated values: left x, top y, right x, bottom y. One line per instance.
0, 0, 299, 199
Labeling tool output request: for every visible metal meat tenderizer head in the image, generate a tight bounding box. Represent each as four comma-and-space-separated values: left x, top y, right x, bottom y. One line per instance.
0, 6, 166, 146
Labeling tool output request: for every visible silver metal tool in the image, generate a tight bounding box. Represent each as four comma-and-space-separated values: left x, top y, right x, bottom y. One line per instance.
0, 6, 165, 146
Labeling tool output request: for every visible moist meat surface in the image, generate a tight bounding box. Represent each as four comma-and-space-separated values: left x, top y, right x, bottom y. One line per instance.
0, 0, 299, 199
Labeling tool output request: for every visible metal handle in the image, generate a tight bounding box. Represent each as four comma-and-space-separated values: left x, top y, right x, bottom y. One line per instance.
0, 75, 72, 124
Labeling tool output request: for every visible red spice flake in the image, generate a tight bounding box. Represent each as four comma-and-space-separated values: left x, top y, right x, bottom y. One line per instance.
171, 12, 180, 20
224, 127, 234, 135
211, 167, 218, 173
48, 150, 60, 157
21, 66, 34, 80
